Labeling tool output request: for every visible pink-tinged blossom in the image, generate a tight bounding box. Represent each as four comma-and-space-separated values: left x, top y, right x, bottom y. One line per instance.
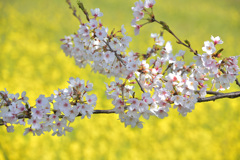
35, 129, 44, 136
64, 126, 74, 132
112, 98, 125, 108
103, 51, 115, 63
127, 98, 140, 111
84, 81, 94, 92
153, 106, 168, 119
127, 110, 141, 119
202, 55, 219, 74
31, 107, 44, 119
59, 100, 71, 113
133, 11, 144, 21
126, 61, 139, 72
61, 44, 72, 57
68, 77, 85, 90
133, 24, 142, 35
65, 106, 79, 122
53, 119, 66, 132
8, 93, 19, 102
168, 54, 176, 64
121, 36, 132, 47
88, 19, 98, 29
7, 125, 14, 132
155, 89, 171, 101
165, 41, 172, 53
90, 8, 103, 18
185, 79, 198, 91
121, 25, 126, 35
124, 115, 139, 128
211, 35, 223, 45
18, 119, 26, 126
23, 128, 35, 136
16, 103, 27, 113
144, 0, 156, 8
199, 85, 207, 98
171, 95, 184, 106
202, 41, 216, 55
95, 27, 107, 40
86, 94, 97, 106
141, 92, 153, 104
78, 25, 90, 37
173, 60, 184, 70
193, 55, 203, 66
28, 118, 41, 129
173, 105, 190, 117
21, 91, 29, 103
185, 94, 198, 109
166, 72, 182, 85
155, 36, 165, 46
60, 36, 72, 45
138, 101, 148, 113
176, 50, 185, 57
114, 105, 125, 114
8, 102, 18, 115
78, 104, 94, 119
36, 95, 49, 107
132, 0, 144, 12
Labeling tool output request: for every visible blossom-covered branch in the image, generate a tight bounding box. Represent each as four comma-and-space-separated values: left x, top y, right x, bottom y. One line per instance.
0, 0, 239, 136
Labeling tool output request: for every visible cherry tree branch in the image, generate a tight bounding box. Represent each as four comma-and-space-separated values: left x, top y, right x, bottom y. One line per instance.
152, 19, 240, 89
1, 91, 239, 126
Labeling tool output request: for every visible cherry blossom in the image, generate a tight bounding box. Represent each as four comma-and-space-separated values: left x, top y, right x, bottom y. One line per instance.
90, 8, 103, 18
0, 0, 239, 135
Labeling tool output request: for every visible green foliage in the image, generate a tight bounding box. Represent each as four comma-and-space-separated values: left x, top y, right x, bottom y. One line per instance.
0, 0, 240, 159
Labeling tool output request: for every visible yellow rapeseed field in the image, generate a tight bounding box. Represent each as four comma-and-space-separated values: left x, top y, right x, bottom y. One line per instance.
0, 0, 240, 159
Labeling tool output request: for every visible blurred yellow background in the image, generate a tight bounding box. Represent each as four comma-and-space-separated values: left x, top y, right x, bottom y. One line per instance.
0, 0, 240, 159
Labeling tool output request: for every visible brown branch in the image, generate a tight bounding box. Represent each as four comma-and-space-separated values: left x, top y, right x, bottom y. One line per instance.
197, 91, 240, 102
0, 109, 116, 126
1, 91, 239, 126
206, 91, 224, 95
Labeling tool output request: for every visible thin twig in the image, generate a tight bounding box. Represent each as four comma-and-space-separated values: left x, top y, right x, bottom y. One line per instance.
235, 78, 240, 88
153, 19, 198, 56
66, 0, 82, 24
162, 63, 172, 75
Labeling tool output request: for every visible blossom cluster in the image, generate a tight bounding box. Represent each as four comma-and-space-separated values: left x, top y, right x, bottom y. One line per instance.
0, 0, 239, 135
60, 0, 239, 128
0, 78, 97, 136
60, 8, 135, 78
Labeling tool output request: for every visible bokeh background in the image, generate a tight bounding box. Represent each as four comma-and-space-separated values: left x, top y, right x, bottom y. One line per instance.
0, 0, 240, 159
